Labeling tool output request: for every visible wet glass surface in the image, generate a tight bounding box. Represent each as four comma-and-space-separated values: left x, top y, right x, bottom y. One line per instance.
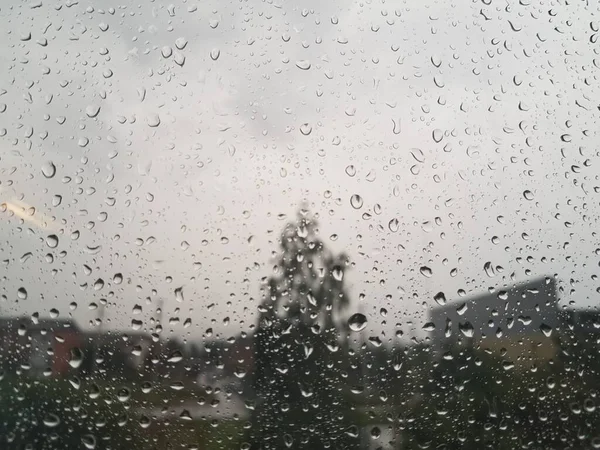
1, 0, 600, 448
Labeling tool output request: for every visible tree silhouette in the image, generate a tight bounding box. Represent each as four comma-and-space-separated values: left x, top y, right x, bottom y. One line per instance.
249, 209, 358, 449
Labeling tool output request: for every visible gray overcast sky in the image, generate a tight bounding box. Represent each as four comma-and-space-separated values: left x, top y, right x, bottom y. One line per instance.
0, 0, 597, 342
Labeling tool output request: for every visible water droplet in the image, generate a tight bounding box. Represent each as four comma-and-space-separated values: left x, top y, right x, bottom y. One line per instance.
210, 48, 221, 60
46, 235, 59, 248
161, 46, 173, 58
175, 37, 188, 49
17, 287, 27, 300
43, 413, 60, 427
350, 194, 363, 209
422, 322, 436, 332
299, 123, 312, 135
175, 287, 184, 302
69, 347, 83, 368
348, 313, 367, 332
113, 273, 123, 284
433, 292, 446, 306
523, 190, 534, 200
82, 434, 96, 449
85, 105, 101, 118
420, 266, 433, 277
146, 114, 161, 127
456, 303, 468, 315
483, 262, 495, 277
459, 321, 474, 338
332, 265, 343, 281
295, 60, 311, 70
388, 218, 399, 232
540, 323, 553, 337
41, 161, 56, 178
432, 129, 443, 143
410, 148, 425, 163
345, 165, 356, 177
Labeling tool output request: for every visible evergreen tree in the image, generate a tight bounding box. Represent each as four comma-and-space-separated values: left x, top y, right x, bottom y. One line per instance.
250, 209, 357, 449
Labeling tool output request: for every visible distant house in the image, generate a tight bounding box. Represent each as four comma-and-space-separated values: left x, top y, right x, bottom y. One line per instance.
428, 276, 561, 367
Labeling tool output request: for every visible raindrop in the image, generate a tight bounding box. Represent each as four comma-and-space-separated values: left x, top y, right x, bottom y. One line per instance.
348, 313, 367, 332
332, 265, 343, 281
420, 266, 433, 278
295, 60, 311, 70
459, 321, 474, 338
43, 413, 60, 428
433, 292, 446, 306
81, 435, 96, 450
410, 148, 425, 163
175, 287, 184, 302
388, 218, 399, 232
161, 46, 173, 58
69, 347, 83, 368
350, 194, 363, 209
345, 165, 356, 177
422, 322, 436, 332
85, 105, 101, 118
17, 288, 27, 300
46, 235, 59, 248
299, 123, 312, 135
146, 114, 161, 128
523, 190, 534, 200
210, 48, 221, 60
540, 323, 553, 337
41, 161, 56, 178
483, 262, 495, 277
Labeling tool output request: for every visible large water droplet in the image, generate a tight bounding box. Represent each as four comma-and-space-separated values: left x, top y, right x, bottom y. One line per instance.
433, 292, 446, 306
85, 104, 101, 118
41, 161, 56, 178
46, 234, 59, 248
146, 114, 161, 128
348, 313, 367, 332
420, 266, 433, 277
69, 347, 83, 368
350, 194, 363, 209
332, 265, 343, 281
295, 60, 311, 70
43, 413, 61, 427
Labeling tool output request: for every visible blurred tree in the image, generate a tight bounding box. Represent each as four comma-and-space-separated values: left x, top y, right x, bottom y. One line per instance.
249, 209, 358, 449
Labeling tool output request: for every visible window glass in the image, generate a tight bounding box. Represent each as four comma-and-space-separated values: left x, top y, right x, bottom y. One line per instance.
0, 0, 598, 449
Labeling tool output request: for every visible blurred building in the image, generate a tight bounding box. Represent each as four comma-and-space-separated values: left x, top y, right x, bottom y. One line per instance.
429, 276, 561, 367
0, 316, 82, 377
